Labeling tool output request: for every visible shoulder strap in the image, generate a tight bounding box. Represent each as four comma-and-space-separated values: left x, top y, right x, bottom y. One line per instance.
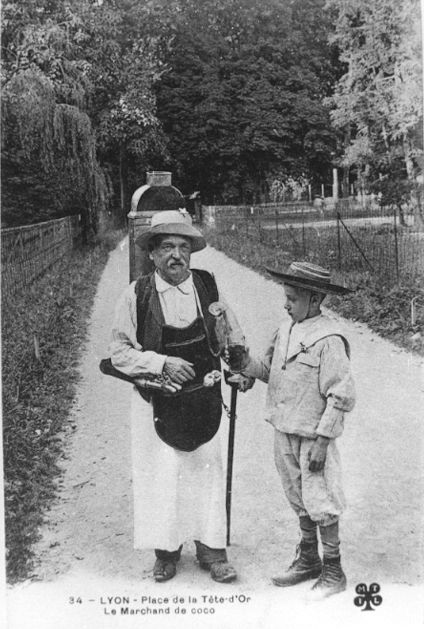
191, 269, 221, 358
303, 333, 351, 360
191, 268, 219, 303
134, 274, 153, 345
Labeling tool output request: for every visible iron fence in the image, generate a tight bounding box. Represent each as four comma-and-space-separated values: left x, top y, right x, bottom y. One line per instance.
1, 215, 82, 296
204, 199, 424, 284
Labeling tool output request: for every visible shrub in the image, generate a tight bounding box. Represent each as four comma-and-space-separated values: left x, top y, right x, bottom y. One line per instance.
2, 228, 125, 582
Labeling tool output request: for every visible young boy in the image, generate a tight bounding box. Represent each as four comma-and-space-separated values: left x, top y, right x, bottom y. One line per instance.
243, 261, 356, 600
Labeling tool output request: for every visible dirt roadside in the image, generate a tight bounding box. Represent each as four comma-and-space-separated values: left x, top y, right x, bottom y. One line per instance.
6, 238, 424, 629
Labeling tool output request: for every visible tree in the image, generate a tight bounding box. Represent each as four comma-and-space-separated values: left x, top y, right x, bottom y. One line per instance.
155, 0, 339, 203
1, 0, 109, 234
72, 0, 175, 220
2, 69, 106, 234
1, 0, 173, 228
327, 0, 423, 226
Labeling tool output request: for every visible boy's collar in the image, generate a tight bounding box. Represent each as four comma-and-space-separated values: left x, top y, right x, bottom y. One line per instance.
285, 315, 348, 362
293, 313, 322, 328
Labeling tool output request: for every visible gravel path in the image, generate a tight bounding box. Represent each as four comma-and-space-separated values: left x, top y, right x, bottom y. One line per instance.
6, 238, 424, 629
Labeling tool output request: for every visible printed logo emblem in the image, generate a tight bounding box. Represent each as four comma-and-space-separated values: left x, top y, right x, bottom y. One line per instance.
354, 583, 383, 611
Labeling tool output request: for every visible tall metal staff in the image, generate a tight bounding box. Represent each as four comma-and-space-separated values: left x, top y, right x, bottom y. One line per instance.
209, 302, 248, 546
224, 371, 238, 545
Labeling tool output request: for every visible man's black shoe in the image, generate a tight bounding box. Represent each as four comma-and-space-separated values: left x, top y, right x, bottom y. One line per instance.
153, 558, 177, 582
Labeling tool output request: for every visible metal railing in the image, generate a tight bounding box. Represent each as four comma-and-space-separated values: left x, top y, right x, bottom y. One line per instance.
1, 215, 81, 296
204, 199, 424, 284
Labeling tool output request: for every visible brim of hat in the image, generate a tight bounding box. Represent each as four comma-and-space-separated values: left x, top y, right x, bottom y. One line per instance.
265, 267, 353, 295
135, 223, 206, 252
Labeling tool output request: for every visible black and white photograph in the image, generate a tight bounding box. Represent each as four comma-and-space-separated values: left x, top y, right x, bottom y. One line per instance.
1, 1, 423, 628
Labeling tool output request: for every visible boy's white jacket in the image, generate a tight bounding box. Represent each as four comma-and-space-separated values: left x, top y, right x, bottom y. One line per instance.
244, 314, 356, 439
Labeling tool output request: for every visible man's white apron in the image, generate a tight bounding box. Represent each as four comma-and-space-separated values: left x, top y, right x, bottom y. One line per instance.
130, 389, 227, 550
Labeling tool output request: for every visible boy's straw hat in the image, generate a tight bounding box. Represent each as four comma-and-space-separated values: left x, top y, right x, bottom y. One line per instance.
136, 209, 206, 252
265, 261, 353, 295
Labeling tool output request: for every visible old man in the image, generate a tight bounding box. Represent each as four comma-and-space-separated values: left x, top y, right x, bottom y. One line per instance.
109, 209, 237, 583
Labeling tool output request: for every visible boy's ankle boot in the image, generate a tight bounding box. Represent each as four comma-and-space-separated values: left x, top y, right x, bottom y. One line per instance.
272, 541, 322, 587
307, 555, 347, 601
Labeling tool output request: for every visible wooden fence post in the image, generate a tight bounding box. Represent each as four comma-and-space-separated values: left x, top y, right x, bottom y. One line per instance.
337, 213, 342, 271
33, 335, 41, 361
275, 207, 279, 245
258, 208, 263, 242
393, 206, 400, 282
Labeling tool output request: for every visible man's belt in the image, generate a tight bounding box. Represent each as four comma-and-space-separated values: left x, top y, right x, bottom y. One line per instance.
99, 358, 182, 394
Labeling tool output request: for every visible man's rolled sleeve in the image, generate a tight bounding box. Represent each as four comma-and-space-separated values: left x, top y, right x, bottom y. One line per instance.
316, 336, 356, 438
109, 282, 167, 378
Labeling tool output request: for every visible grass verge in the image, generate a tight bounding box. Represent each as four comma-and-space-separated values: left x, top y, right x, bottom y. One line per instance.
203, 225, 424, 355
2, 228, 125, 583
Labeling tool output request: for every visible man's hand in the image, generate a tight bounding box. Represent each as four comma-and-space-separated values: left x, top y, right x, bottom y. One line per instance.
308, 436, 330, 472
163, 356, 196, 385
226, 373, 255, 392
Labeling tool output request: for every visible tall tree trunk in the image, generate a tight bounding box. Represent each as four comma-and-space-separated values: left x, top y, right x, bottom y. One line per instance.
342, 129, 351, 198
397, 202, 407, 227
403, 134, 424, 230
119, 146, 128, 222
358, 167, 366, 208
342, 166, 350, 198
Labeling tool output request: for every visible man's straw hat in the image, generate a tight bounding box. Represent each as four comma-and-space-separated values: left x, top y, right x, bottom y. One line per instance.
136, 209, 206, 252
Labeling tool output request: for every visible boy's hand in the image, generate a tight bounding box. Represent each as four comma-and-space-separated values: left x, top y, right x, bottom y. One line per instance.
308, 436, 330, 472
226, 372, 255, 392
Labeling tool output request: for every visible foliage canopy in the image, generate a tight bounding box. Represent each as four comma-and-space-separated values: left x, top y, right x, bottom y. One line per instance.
1, 0, 422, 224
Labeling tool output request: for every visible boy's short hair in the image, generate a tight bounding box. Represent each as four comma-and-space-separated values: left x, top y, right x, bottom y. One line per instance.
285, 283, 326, 305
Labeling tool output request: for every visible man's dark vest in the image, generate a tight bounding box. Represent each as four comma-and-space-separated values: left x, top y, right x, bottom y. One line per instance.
135, 269, 222, 452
